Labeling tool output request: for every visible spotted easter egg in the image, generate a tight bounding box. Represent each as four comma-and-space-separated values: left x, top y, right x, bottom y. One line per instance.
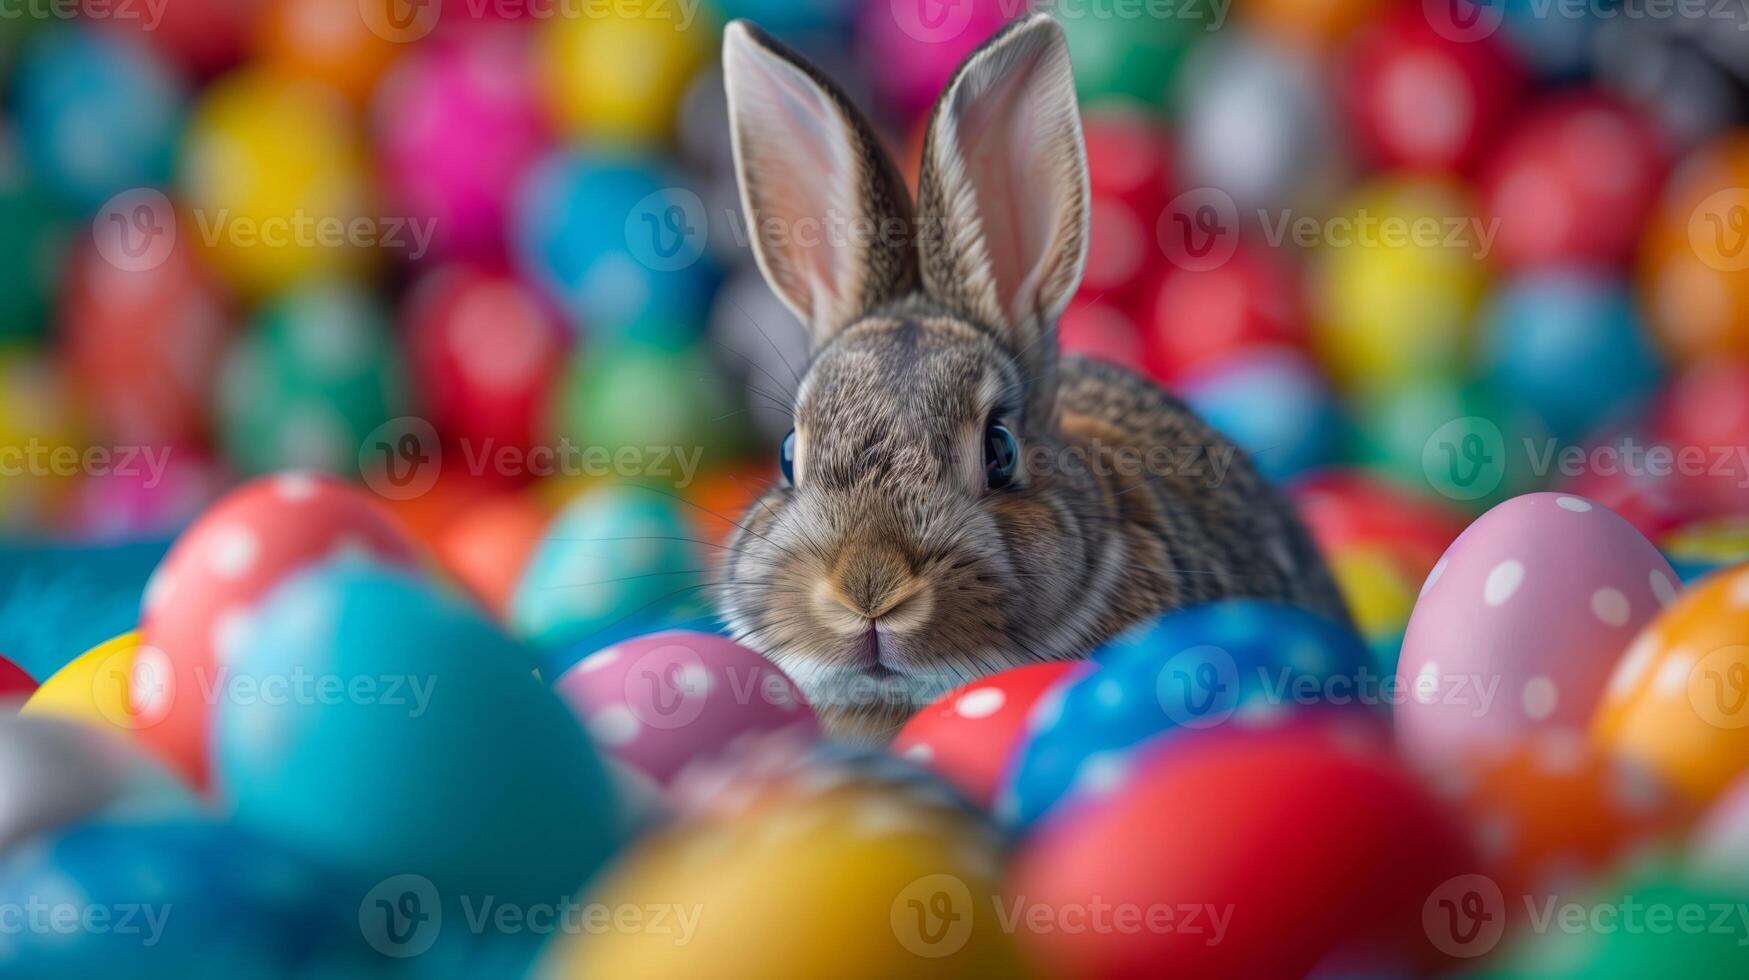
1429, 730, 1691, 911
553, 630, 819, 787
1592, 562, 1749, 802
1011, 718, 1481, 978
1395, 493, 1679, 766
137, 472, 419, 786
891, 661, 1080, 808
999, 600, 1375, 828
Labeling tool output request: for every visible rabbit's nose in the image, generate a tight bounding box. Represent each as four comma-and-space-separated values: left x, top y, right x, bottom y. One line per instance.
816, 550, 932, 629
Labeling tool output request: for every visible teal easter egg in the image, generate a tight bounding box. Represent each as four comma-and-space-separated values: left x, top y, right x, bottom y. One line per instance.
1345, 379, 1549, 511
216, 280, 407, 476
214, 561, 622, 911
1060, 5, 1198, 108
511, 486, 712, 666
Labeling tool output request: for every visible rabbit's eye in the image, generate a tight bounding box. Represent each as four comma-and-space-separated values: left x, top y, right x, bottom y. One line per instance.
779, 429, 797, 485
984, 422, 1018, 489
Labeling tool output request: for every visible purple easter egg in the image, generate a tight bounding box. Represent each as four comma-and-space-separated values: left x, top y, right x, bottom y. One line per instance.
372, 26, 551, 262
554, 630, 820, 786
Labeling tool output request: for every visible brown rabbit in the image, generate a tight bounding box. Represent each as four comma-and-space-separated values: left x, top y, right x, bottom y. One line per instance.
717, 14, 1348, 741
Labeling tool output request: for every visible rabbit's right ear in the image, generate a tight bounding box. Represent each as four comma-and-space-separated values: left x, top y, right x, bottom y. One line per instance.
723, 22, 919, 347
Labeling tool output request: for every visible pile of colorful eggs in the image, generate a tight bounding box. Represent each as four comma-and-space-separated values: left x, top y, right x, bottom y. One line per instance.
2, 0, 1749, 976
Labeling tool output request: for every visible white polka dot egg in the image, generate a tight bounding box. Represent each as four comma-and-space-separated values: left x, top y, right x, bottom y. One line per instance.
1395, 493, 1679, 765
551, 630, 820, 787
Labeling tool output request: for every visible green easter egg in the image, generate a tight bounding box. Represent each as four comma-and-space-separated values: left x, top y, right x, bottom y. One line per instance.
217, 280, 406, 476
1057, 5, 1199, 109
0, 147, 70, 343
1345, 380, 1549, 512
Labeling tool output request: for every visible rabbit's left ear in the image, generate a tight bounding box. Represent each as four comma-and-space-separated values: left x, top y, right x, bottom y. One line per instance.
916, 15, 1089, 364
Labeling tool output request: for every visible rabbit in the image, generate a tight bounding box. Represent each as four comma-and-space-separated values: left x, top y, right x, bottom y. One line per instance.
715, 14, 1349, 742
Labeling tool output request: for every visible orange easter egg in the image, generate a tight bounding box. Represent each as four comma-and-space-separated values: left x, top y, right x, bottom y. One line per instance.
435, 493, 551, 619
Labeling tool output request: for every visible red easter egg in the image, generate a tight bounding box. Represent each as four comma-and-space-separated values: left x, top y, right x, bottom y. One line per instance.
138, 472, 420, 786
1339, 5, 1525, 173
1480, 92, 1668, 270
1651, 359, 1749, 518
1011, 718, 1482, 977
1142, 244, 1304, 383
0, 655, 36, 702
1080, 110, 1172, 298
95, 0, 266, 75
1556, 432, 1704, 539
892, 661, 1080, 807
403, 265, 567, 462
1292, 469, 1470, 574
1059, 297, 1145, 372
60, 233, 233, 448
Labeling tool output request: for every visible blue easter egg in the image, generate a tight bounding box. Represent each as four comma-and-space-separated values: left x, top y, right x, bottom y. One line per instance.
1499, 0, 1597, 79
0, 819, 338, 979
1479, 269, 1662, 443
1180, 347, 1341, 482
213, 561, 622, 911
998, 600, 1374, 828
13, 26, 187, 208
512, 152, 718, 346
511, 486, 713, 667
714, 0, 859, 33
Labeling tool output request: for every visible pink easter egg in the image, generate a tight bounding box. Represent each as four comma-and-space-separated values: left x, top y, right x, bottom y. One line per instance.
372, 26, 552, 262
856, 0, 1018, 119
554, 630, 819, 787
1395, 493, 1679, 765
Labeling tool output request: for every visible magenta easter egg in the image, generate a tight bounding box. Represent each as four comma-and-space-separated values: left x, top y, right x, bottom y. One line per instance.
1396, 493, 1679, 764
372, 27, 551, 262
554, 630, 819, 786
856, 0, 1016, 118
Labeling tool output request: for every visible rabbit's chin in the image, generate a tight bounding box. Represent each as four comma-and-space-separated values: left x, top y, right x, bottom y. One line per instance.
774, 659, 968, 746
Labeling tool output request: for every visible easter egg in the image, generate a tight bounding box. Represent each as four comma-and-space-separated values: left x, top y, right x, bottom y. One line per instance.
403, 265, 566, 457
1396, 493, 1679, 766
1058, 297, 1145, 371
0, 152, 69, 343
538, 0, 712, 146
1058, 5, 1197, 108
216, 280, 406, 477
13, 26, 188, 208
554, 630, 818, 787
1242, 0, 1388, 50
434, 493, 552, 620
541, 778, 1019, 978
64, 453, 224, 543
1080, 108, 1172, 298
0, 352, 83, 529
1292, 468, 1471, 574
855, 0, 1015, 119
1650, 358, 1749, 517
715, 0, 857, 33
22, 632, 149, 734
1011, 718, 1480, 977
179, 69, 372, 296
0, 820, 336, 978
510, 485, 710, 662
215, 561, 622, 907
1176, 29, 1344, 214
1344, 379, 1548, 509
60, 229, 232, 448
1640, 133, 1749, 363
0, 713, 194, 852
137, 472, 419, 786
1480, 92, 1668, 271
552, 337, 743, 470
1327, 546, 1420, 667
892, 661, 1079, 808
372, 26, 552, 262
1337, 5, 1524, 173
1662, 516, 1749, 583
95, 0, 264, 74
1430, 730, 1691, 910
1592, 562, 1749, 802
1479, 269, 1664, 442
1000, 599, 1374, 827
258, 0, 399, 103
1179, 346, 1340, 483
512, 151, 718, 340
1142, 243, 1304, 383
1311, 176, 1488, 384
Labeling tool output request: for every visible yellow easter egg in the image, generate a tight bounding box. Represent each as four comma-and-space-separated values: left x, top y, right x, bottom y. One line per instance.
1329, 547, 1416, 642
1592, 563, 1749, 801
22, 631, 151, 735
179, 69, 373, 296
1311, 176, 1487, 385
0, 350, 83, 529
538, 787, 1029, 979
539, 1, 713, 146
